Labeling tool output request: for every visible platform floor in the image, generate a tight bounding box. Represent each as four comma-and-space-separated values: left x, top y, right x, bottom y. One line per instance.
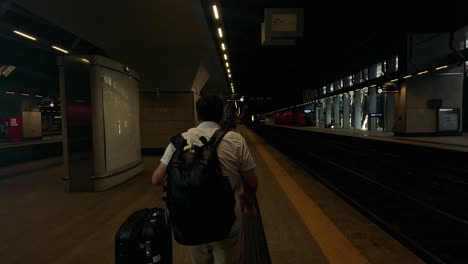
0, 126, 424, 263
272, 124, 468, 153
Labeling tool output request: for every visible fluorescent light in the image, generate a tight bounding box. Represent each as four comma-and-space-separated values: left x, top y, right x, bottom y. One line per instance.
403, 75, 412, 79
20, 93, 30, 96
34, 95, 43, 98
81, 58, 90, 63
228, 74, 232, 78
391, 79, 398, 82
227, 69, 230, 73
370, 84, 376, 87
224, 54, 228, 60
52, 46, 69, 54
13, 30, 37, 41
235, 102, 238, 108
436, 65, 448, 70
417, 70, 428, 75
212, 5, 219, 20
218, 28, 223, 38
221, 43, 225, 51
226, 62, 229, 68
5, 91, 15, 94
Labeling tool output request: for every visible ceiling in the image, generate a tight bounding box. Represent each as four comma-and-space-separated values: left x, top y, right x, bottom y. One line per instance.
12, 0, 229, 96
6, 0, 468, 116
215, 0, 468, 114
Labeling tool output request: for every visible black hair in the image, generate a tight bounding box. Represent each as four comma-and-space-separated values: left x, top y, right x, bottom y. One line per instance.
196, 95, 224, 123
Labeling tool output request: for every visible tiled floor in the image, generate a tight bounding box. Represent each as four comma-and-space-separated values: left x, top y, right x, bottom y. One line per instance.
0, 126, 425, 264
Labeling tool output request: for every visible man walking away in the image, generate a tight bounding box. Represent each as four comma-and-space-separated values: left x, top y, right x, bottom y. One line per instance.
152, 95, 258, 264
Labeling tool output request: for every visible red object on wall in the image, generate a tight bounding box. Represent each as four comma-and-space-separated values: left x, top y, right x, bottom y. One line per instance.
293, 111, 306, 126
283, 111, 293, 125
8, 116, 23, 142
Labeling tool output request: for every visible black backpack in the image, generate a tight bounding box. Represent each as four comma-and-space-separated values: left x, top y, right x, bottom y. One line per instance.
165, 129, 236, 245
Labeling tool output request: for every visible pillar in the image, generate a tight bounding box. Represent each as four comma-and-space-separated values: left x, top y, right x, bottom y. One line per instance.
369, 87, 377, 130
326, 98, 332, 126
385, 94, 396, 132
343, 93, 350, 128
354, 90, 362, 129
334, 96, 340, 127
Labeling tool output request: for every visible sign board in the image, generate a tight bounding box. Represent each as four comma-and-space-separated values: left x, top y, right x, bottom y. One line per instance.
272, 14, 297, 32
262, 8, 304, 46
370, 113, 383, 118
8, 116, 22, 142
438, 108, 459, 132
10, 118, 18, 127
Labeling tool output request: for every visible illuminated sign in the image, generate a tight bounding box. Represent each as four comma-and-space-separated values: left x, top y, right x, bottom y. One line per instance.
10, 118, 18, 126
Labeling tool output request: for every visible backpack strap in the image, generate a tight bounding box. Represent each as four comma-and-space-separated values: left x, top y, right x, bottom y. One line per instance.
170, 134, 187, 151
209, 128, 230, 148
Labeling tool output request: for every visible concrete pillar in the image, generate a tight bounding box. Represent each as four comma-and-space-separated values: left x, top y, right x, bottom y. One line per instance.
334, 96, 340, 127
354, 90, 362, 129
343, 93, 350, 128
369, 87, 377, 130
385, 94, 396, 132
59, 55, 144, 192
464, 66, 468, 132
326, 98, 332, 126
315, 107, 320, 127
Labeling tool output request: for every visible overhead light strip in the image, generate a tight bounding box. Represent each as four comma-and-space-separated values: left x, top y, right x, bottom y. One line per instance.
52, 46, 69, 54
13, 30, 37, 41
212, 5, 234, 94
417, 70, 428, 75
212, 5, 219, 19
436, 65, 448, 70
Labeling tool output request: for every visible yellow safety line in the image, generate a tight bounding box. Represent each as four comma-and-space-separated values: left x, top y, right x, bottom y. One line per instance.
244, 128, 369, 264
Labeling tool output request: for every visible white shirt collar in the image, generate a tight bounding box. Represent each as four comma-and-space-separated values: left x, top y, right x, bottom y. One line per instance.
197, 121, 220, 129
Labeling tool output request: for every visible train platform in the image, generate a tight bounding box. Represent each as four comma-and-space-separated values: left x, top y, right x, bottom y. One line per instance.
270, 124, 468, 153
0, 126, 423, 263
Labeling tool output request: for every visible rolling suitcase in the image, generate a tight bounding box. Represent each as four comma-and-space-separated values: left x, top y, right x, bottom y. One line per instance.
115, 207, 172, 264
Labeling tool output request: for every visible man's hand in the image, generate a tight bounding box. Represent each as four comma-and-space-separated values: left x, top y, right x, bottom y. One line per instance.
240, 189, 256, 215
152, 163, 167, 186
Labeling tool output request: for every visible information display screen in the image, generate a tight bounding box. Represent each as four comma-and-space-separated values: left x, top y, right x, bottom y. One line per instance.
101, 68, 141, 171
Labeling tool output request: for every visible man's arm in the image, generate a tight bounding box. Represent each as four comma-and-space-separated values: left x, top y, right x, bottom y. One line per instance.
152, 142, 177, 186
240, 169, 257, 212
152, 162, 167, 186
240, 169, 257, 193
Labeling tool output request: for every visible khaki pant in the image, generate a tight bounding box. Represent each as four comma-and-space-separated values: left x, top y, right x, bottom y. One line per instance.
188, 229, 244, 264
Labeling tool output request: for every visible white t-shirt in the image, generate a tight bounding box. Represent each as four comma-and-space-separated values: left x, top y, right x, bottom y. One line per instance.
160, 121, 256, 235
